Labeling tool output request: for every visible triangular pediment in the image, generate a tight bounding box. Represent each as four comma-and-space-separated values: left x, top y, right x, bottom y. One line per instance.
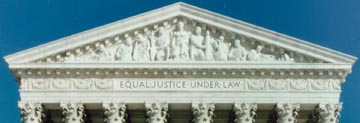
4, 2, 356, 65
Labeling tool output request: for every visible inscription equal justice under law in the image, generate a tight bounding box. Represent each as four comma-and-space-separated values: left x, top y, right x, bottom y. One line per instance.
118, 79, 244, 91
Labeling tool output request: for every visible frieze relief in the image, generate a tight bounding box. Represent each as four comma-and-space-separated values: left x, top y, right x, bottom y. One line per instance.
35, 16, 326, 63
20, 78, 341, 92
52, 79, 71, 90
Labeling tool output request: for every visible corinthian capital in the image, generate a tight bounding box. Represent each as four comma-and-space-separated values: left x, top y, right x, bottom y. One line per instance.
315, 103, 342, 123
19, 102, 43, 123
60, 102, 84, 123
233, 102, 257, 123
191, 102, 215, 123
145, 102, 168, 123
103, 102, 127, 123
275, 103, 300, 123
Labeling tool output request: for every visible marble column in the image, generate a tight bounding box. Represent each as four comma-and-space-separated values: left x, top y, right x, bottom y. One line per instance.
233, 102, 257, 123
19, 102, 43, 123
60, 102, 84, 123
145, 102, 169, 123
103, 102, 127, 123
275, 103, 300, 123
191, 102, 215, 123
315, 103, 342, 123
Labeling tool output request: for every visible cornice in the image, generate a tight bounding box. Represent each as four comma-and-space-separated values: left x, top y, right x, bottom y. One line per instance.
8, 62, 353, 69
10, 63, 350, 82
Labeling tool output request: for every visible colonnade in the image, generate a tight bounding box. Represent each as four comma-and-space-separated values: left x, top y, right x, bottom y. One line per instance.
19, 102, 342, 123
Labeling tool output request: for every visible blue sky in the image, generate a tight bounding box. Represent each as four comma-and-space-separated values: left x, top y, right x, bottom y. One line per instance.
0, 0, 359, 122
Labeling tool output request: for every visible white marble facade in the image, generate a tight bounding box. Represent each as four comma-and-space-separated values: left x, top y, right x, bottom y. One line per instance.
4, 2, 356, 123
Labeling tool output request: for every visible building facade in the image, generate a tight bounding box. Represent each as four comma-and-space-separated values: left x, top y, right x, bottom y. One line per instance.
4, 2, 356, 123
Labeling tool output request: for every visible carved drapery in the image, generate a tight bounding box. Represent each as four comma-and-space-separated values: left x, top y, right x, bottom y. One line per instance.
35, 16, 325, 63
103, 102, 127, 123
19, 102, 43, 123
145, 102, 169, 123
192, 102, 215, 123
315, 103, 342, 123
275, 103, 300, 123
233, 103, 257, 123
60, 102, 85, 123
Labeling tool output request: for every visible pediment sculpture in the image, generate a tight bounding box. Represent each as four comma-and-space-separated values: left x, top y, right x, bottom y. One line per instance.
34, 16, 327, 63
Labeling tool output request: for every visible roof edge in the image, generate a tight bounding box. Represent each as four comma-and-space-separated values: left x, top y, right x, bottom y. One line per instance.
7, 62, 354, 70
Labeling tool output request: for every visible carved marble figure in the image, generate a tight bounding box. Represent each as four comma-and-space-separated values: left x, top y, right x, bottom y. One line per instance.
233, 103, 257, 123
214, 36, 230, 61
278, 48, 293, 62
92, 44, 112, 61
145, 102, 168, 123
61, 102, 85, 123
133, 34, 150, 61
228, 39, 247, 61
192, 102, 215, 123
276, 103, 300, 123
204, 30, 214, 61
190, 26, 206, 61
103, 102, 127, 123
115, 34, 134, 61
150, 31, 157, 61
247, 45, 262, 61
316, 103, 342, 123
171, 21, 190, 60
152, 27, 171, 61
19, 102, 43, 123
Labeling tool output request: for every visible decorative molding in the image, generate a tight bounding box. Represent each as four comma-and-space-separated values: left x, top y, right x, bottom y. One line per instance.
20, 78, 341, 92
19, 102, 43, 123
233, 102, 257, 123
103, 102, 127, 123
13, 68, 348, 80
72, 79, 92, 90
192, 102, 215, 123
60, 102, 85, 123
275, 103, 300, 123
145, 102, 168, 123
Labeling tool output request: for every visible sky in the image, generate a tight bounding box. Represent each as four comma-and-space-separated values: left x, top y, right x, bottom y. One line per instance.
0, 0, 359, 122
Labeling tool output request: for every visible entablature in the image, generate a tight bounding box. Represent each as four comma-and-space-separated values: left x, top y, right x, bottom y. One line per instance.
9, 63, 351, 81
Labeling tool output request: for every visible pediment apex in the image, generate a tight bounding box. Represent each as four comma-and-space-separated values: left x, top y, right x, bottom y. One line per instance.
3, 2, 357, 65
